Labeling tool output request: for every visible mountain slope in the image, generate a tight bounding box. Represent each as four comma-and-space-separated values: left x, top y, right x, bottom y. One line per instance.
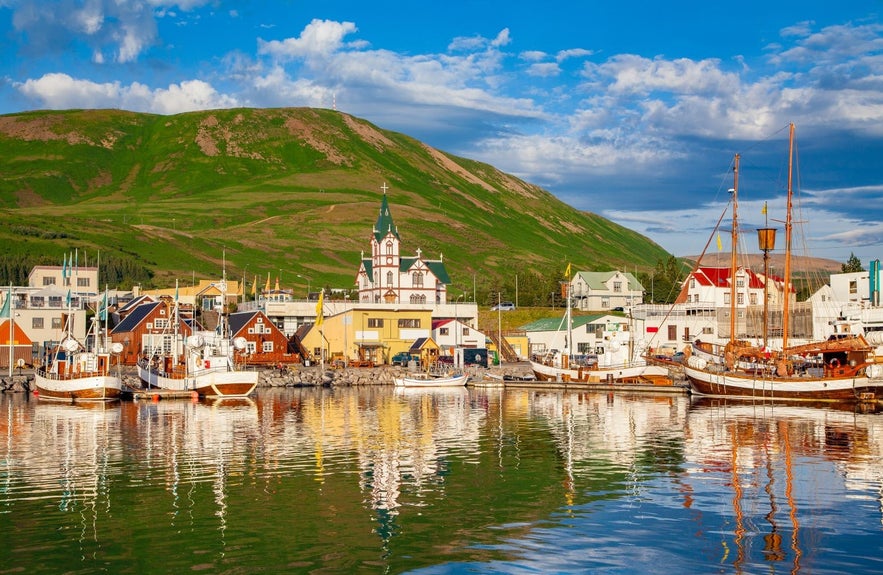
0, 107, 671, 299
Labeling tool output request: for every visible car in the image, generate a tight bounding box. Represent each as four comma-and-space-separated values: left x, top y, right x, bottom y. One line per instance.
391, 352, 418, 366
491, 301, 516, 311
612, 306, 625, 312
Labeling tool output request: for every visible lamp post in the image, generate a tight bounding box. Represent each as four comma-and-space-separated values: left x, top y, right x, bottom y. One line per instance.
297, 274, 311, 299
455, 293, 464, 348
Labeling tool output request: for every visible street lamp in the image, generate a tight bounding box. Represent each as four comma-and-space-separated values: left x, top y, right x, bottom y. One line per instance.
297, 274, 311, 298
455, 293, 465, 347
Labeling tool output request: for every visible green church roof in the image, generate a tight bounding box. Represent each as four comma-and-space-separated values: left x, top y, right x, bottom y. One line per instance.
373, 194, 399, 242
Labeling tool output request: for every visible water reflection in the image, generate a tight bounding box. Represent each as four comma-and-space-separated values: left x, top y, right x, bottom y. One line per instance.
1, 389, 881, 574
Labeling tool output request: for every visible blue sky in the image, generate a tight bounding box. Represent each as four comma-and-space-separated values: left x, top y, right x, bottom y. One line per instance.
2, 1, 882, 266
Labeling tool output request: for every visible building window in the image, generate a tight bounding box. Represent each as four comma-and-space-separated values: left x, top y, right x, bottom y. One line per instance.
750, 293, 757, 305
386, 271, 393, 286
702, 327, 714, 334
43, 277, 56, 286
52, 317, 62, 329
262, 341, 274, 353
77, 277, 90, 287
386, 241, 394, 255
32, 317, 44, 329
413, 271, 424, 287
440, 327, 449, 336
368, 318, 384, 328
398, 319, 420, 328
690, 278, 696, 289
737, 293, 744, 305
49, 296, 62, 308
849, 280, 858, 294
724, 292, 730, 305
247, 342, 257, 354
613, 281, 622, 293
668, 325, 677, 340
736, 278, 745, 288
462, 327, 470, 337
154, 318, 168, 329
409, 294, 427, 304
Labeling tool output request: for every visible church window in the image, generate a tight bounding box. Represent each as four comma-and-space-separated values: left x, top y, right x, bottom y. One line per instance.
413, 271, 424, 287
386, 271, 393, 285
386, 241, 394, 255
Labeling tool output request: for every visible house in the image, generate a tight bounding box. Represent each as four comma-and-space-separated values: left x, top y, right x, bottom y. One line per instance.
0, 319, 33, 369
299, 304, 435, 365
110, 299, 193, 366
29, 264, 99, 296
570, 271, 644, 311
228, 310, 301, 365
356, 188, 451, 305
521, 313, 637, 366
431, 318, 486, 353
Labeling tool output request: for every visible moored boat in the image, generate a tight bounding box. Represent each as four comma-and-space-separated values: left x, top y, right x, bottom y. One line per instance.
393, 372, 469, 387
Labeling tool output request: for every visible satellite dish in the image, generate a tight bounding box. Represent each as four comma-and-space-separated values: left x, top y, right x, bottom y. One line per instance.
16, 358, 25, 368
63, 339, 79, 353
111, 342, 124, 354
233, 336, 248, 350
187, 335, 205, 348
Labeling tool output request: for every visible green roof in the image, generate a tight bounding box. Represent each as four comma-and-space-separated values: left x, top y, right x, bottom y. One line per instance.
373, 194, 399, 242
575, 271, 644, 291
519, 314, 605, 332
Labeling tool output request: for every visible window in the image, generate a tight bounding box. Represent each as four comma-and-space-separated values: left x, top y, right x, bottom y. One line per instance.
262, 341, 274, 353
386, 271, 393, 286
849, 280, 858, 294
736, 278, 745, 288
43, 277, 56, 286
247, 342, 257, 354
737, 293, 744, 305
413, 271, 423, 287
440, 327, 449, 336
702, 327, 714, 334
32, 317, 44, 329
77, 277, 90, 287
749, 293, 757, 305
690, 278, 696, 288
49, 296, 63, 308
154, 318, 168, 329
409, 294, 426, 304
462, 327, 470, 337
668, 325, 677, 340
52, 317, 62, 329
368, 318, 384, 328
613, 281, 622, 293
724, 292, 730, 305
398, 319, 420, 328
386, 241, 394, 255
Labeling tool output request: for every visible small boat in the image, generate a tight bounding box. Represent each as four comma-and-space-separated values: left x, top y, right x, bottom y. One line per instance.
683, 124, 883, 402
34, 286, 123, 402
393, 372, 469, 387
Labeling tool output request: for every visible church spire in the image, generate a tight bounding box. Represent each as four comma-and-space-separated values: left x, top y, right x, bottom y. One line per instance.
373, 183, 399, 241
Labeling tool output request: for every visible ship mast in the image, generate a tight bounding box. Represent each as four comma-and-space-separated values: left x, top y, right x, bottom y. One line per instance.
729, 154, 740, 346
782, 123, 795, 350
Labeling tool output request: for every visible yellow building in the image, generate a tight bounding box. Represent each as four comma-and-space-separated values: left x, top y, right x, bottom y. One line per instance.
300, 305, 435, 365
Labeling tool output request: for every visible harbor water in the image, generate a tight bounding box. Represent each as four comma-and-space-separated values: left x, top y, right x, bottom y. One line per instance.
2, 387, 882, 574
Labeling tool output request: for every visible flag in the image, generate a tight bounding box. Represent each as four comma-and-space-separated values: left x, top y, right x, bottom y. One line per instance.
761, 201, 767, 215
251, 275, 257, 296
716, 233, 723, 251
98, 290, 108, 321
65, 289, 71, 307
274, 276, 280, 291
264, 273, 271, 293
564, 262, 572, 279
0, 286, 10, 318
315, 291, 324, 327
61, 254, 68, 279
175, 280, 179, 302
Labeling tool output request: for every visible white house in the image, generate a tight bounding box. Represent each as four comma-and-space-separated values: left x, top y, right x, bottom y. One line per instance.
570, 271, 643, 311
431, 318, 486, 351
520, 313, 642, 366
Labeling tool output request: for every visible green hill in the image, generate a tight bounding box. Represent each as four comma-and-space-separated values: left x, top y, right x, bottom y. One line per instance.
0, 107, 671, 304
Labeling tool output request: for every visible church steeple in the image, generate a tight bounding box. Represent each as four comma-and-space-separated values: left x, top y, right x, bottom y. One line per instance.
373, 183, 399, 241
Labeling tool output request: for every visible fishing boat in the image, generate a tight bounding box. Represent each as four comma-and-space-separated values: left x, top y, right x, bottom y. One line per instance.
529, 278, 674, 387
137, 277, 258, 398
393, 371, 469, 387
683, 123, 883, 402
35, 288, 123, 402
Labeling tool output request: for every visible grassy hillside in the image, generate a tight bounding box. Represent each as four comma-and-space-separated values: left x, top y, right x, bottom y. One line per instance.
0, 107, 672, 302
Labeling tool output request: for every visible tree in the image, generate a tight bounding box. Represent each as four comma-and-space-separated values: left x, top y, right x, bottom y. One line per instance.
841, 252, 864, 273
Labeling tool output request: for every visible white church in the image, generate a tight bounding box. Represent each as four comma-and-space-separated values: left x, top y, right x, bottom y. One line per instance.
356, 186, 451, 304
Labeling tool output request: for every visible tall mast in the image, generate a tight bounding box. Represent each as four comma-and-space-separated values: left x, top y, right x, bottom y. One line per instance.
782, 123, 795, 350
729, 154, 740, 345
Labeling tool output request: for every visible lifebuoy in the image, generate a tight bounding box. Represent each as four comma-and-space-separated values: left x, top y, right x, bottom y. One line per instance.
829, 358, 840, 369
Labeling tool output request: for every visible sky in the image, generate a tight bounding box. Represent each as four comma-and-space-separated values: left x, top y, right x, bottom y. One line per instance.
2, 1, 883, 266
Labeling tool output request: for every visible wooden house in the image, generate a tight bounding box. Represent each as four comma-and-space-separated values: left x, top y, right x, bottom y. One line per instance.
228, 310, 301, 366
110, 300, 193, 366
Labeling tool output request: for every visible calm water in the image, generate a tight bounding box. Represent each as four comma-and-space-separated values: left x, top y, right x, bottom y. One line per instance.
2, 386, 882, 574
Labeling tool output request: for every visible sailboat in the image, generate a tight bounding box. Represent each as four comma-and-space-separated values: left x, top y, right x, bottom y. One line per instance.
529, 275, 674, 387
684, 123, 883, 401
34, 285, 123, 402
137, 276, 258, 398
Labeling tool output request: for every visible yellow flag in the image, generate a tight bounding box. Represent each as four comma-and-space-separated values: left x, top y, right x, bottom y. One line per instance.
761, 201, 767, 215
564, 262, 572, 278
716, 233, 723, 251
251, 275, 257, 296
275, 276, 280, 291
315, 291, 324, 327
264, 273, 271, 292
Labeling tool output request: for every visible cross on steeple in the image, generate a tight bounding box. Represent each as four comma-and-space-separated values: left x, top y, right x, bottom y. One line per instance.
381, 182, 388, 194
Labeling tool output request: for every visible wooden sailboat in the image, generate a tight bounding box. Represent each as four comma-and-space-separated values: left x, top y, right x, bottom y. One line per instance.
684, 123, 883, 401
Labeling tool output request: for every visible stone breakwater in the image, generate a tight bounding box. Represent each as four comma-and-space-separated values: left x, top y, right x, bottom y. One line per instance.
1, 364, 534, 393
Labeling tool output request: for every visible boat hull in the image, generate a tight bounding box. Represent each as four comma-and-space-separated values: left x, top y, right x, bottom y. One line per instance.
393, 373, 469, 387
684, 365, 883, 401
138, 361, 258, 398
34, 371, 122, 402
530, 361, 672, 385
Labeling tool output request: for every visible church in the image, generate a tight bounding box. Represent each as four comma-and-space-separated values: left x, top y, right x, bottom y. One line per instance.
356, 186, 451, 304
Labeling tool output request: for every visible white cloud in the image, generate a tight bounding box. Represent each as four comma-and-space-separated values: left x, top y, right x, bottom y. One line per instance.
258, 19, 358, 60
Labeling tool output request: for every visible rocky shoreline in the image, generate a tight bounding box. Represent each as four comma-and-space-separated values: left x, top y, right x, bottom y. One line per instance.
0, 363, 534, 393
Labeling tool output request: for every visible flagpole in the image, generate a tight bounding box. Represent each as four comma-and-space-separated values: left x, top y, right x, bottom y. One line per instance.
7, 285, 12, 377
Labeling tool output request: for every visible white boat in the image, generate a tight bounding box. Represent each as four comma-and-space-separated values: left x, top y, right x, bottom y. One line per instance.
393, 372, 469, 387
529, 278, 675, 387
683, 123, 883, 402
137, 275, 258, 398
35, 285, 123, 402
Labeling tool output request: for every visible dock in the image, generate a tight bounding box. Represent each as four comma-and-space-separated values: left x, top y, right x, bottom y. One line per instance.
123, 386, 199, 401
